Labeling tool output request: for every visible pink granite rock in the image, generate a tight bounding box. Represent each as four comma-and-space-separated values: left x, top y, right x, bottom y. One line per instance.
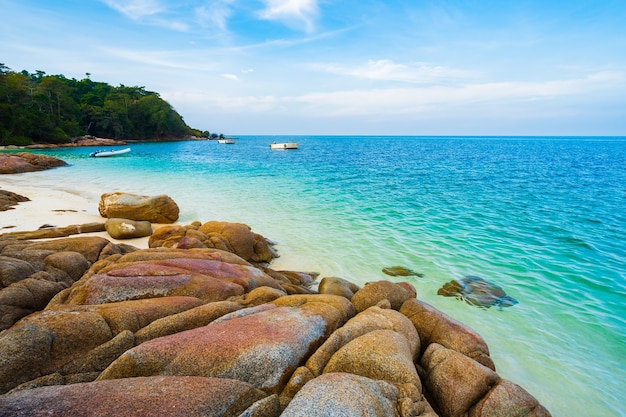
0, 376, 269, 417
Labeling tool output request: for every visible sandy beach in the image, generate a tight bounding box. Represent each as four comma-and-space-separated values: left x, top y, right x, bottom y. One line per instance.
1, 177, 153, 249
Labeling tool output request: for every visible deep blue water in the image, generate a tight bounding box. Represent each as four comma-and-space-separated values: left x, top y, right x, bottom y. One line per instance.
5, 136, 626, 416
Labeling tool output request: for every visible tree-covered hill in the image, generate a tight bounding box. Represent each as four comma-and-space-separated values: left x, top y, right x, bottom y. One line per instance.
0, 64, 203, 145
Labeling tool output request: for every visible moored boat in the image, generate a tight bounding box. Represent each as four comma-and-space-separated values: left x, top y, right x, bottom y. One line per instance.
270, 142, 298, 150
217, 138, 236, 144
89, 147, 131, 157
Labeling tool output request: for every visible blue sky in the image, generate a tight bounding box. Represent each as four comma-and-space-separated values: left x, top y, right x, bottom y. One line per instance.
1, 0, 625, 135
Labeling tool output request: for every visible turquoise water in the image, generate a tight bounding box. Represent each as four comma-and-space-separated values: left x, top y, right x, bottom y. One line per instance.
5, 137, 626, 416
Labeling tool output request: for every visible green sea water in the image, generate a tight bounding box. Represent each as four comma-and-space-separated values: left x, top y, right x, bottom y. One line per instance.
3, 136, 625, 416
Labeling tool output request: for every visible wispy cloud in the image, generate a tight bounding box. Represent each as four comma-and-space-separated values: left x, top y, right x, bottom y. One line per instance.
317, 59, 472, 84
100, 0, 165, 20
195, 0, 234, 30
257, 0, 320, 33
222, 73, 239, 80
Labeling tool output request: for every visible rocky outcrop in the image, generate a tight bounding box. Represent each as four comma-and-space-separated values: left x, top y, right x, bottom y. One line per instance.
24, 135, 127, 149
0, 223, 552, 416
149, 221, 278, 264
0, 222, 106, 240
0, 152, 67, 174
0, 236, 136, 330
98, 192, 180, 223
0, 190, 29, 211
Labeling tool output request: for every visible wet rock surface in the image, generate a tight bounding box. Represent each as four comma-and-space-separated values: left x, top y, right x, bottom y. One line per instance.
0, 222, 550, 417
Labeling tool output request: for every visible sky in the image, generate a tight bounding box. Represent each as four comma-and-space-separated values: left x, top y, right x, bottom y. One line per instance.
1, 0, 625, 136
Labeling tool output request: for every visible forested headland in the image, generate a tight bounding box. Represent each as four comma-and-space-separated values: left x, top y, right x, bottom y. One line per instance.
0, 63, 205, 146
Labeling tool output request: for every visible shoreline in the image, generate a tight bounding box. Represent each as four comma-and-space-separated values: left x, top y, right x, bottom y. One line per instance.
1, 178, 152, 249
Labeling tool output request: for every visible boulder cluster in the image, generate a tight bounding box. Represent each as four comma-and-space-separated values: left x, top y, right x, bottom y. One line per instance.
0, 152, 67, 174
0, 223, 551, 416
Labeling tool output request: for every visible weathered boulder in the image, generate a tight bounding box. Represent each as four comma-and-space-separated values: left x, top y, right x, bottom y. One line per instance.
400, 298, 495, 370
281, 372, 436, 417
421, 343, 500, 417
318, 276, 361, 299
306, 306, 419, 375
98, 297, 350, 395
98, 192, 179, 223
199, 221, 277, 263
0, 222, 106, 240
105, 218, 153, 239
0, 152, 67, 174
351, 280, 416, 312
0, 376, 269, 417
0, 296, 204, 394
0, 238, 124, 330
469, 379, 552, 417
62, 256, 281, 305
324, 329, 422, 391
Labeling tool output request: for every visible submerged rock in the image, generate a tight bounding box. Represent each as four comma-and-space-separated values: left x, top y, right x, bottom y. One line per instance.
382, 266, 424, 277
437, 275, 519, 309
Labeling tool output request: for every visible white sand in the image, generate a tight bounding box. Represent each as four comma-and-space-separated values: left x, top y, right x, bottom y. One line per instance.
1, 179, 153, 249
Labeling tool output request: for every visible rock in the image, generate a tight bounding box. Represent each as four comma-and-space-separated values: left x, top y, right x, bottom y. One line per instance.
134, 301, 242, 345
148, 225, 187, 248
470, 379, 553, 417
281, 372, 434, 417
0, 190, 29, 211
351, 280, 416, 312
0, 152, 67, 174
105, 218, 153, 239
0, 296, 204, 394
382, 265, 424, 277
98, 192, 180, 223
421, 343, 500, 417
400, 298, 495, 370
199, 221, 277, 263
0, 222, 106, 240
438, 275, 518, 309
0, 376, 268, 417
318, 276, 361, 299
98, 299, 348, 395
324, 329, 422, 391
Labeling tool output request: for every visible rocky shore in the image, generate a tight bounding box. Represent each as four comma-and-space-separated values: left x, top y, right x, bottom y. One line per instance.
0, 155, 551, 416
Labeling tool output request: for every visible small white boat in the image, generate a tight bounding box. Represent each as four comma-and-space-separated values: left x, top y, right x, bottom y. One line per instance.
89, 147, 131, 157
217, 138, 236, 144
270, 142, 298, 150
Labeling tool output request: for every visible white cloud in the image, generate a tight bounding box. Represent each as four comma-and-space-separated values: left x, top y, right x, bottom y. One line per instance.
195, 0, 234, 30
318, 59, 471, 84
222, 73, 239, 80
100, 0, 165, 20
258, 0, 319, 33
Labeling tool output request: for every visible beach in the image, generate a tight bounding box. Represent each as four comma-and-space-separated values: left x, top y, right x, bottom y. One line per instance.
1, 178, 153, 249
1, 136, 625, 417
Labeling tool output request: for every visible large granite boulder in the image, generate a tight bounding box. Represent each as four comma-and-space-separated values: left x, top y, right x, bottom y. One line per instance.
148, 221, 280, 264
0, 237, 134, 330
281, 372, 436, 417
0, 296, 204, 394
401, 298, 495, 370
420, 343, 500, 417
98, 192, 179, 223
0, 152, 67, 174
0, 376, 269, 417
98, 296, 352, 395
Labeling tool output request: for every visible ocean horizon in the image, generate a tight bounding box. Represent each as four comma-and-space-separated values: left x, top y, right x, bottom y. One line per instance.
3, 135, 625, 417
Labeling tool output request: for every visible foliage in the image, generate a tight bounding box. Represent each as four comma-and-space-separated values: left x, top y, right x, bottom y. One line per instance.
0, 64, 198, 145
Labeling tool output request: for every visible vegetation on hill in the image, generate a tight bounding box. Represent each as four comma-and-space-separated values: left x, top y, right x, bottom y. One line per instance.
0, 64, 205, 146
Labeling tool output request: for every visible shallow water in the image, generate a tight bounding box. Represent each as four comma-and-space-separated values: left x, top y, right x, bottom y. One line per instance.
4, 136, 626, 416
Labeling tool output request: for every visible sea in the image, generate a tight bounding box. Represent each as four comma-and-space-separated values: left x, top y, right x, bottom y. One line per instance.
3, 136, 625, 416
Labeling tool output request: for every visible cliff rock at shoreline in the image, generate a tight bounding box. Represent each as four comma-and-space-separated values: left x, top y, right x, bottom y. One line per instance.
0, 222, 552, 417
